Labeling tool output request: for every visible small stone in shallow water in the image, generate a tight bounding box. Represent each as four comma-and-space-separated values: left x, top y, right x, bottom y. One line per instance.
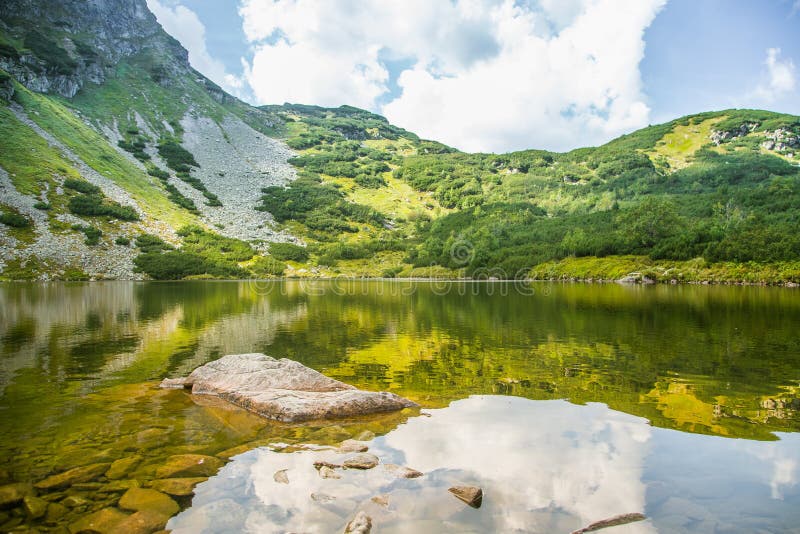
354, 430, 375, 441
34, 462, 111, 490
570, 512, 647, 533
318, 466, 341, 479
105, 479, 142, 492
448, 486, 483, 508
338, 439, 369, 453
45, 502, 68, 522
343, 453, 379, 470
62, 495, 91, 508
383, 464, 423, 479
118, 487, 180, 517
273, 469, 289, 484
0, 483, 34, 508
22, 495, 48, 519
310, 492, 336, 503
106, 455, 142, 480
149, 477, 206, 496
155, 454, 223, 479
115, 509, 172, 534
344, 510, 372, 534
68, 507, 129, 534
313, 460, 342, 470
370, 495, 389, 507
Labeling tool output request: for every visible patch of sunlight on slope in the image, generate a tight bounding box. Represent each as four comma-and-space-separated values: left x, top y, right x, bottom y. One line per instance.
347, 174, 448, 221
648, 117, 725, 172
643, 380, 730, 436
13, 85, 196, 229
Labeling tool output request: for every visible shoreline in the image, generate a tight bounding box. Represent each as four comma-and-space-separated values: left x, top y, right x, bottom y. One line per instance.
0, 276, 798, 287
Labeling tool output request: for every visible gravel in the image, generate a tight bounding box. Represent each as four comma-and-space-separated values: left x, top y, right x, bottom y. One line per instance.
180, 114, 299, 249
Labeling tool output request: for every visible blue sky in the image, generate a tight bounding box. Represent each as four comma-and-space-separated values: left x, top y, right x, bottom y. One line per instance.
147, 0, 800, 153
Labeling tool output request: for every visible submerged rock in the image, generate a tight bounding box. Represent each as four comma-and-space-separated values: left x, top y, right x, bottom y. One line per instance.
273, 469, 289, 484
370, 495, 389, 507
0, 483, 34, 508
449, 486, 483, 508
338, 439, 369, 453
344, 510, 372, 534
384, 464, 423, 479
35, 462, 111, 490
155, 454, 223, 479
160, 353, 417, 422
343, 453, 380, 470
149, 477, 206, 497
115, 510, 171, 534
571, 512, 647, 533
68, 507, 129, 534
313, 460, 342, 471
23, 495, 48, 519
118, 487, 179, 517
318, 466, 341, 479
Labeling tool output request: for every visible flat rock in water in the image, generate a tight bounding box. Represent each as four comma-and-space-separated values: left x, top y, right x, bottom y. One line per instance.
449, 486, 483, 508
68, 507, 129, 534
344, 511, 372, 534
118, 487, 180, 517
155, 454, 223, 479
343, 453, 379, 470
159, 353, 417, 422
274, 469, 289, 484
35, 462, 111, 490
149, 477, 206, 497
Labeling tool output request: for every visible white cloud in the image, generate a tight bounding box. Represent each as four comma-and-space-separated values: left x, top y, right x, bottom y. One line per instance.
146, 0, 246, 98
238, 0, 666, 152
754, 47, 797, 102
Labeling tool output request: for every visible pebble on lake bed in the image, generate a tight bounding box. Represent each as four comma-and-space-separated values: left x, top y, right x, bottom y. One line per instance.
449, 486, 483, 508
274, 469, 289, 484
344, 510, 372, 534
343, 453, 380, 470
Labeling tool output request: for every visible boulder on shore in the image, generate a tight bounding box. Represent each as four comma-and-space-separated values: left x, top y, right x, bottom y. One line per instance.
160, 353, 417, 422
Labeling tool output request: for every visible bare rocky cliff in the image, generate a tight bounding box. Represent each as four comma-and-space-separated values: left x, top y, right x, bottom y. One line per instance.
0, 0, 187, 98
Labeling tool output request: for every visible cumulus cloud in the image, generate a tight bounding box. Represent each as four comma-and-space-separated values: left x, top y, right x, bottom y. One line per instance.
146, 0, 246, 98
753, 47, 797, 102
238, 0, 666, 152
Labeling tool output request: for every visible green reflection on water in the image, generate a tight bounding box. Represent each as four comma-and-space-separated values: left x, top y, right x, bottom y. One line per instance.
0, 281, 798, 529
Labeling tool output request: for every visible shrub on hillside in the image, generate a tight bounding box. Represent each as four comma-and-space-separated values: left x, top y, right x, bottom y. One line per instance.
268, 242, 309, 262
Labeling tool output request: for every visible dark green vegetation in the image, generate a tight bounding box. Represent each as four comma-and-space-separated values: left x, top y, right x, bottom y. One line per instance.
63, 179, 139, 221
0, 209, 30, 228
131, 227, 279, 280
71, 223, 102, 245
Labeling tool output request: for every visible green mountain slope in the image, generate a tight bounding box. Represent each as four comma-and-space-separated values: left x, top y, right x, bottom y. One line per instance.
263, 105, 800, 282
1, 0, 799, 283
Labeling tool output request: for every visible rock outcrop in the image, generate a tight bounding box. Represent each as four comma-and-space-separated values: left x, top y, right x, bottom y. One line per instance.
160, 353, 418, 422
